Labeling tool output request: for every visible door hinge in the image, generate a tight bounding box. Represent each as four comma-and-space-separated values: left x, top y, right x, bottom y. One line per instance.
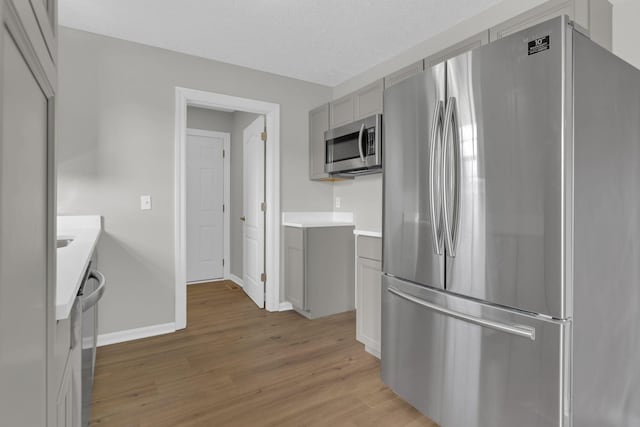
222, 258, 225, 267
260, 202, 266, 212
261, 131, 267, 142
260, 272, 267, 282
222, 204, 225, 212
223, 149, 226, 158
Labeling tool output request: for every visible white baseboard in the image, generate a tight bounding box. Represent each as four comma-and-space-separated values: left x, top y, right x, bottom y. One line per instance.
228, 274, 244, 288
187, 278, 224, 286
279, 301, 293, 311
97, 322, 176, 347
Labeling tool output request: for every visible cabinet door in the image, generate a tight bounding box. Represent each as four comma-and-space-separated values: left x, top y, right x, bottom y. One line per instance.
384, 60, 424, 89
356, 257, 382, 357
425, 30, 489, 67
0, 2, 56, 425
354, 79, 383, 120
284, 228, 306, 310
329, 95, 354, 128
489, 0, 572, 41
56, 356, 73, 427
309, 104, 330, 180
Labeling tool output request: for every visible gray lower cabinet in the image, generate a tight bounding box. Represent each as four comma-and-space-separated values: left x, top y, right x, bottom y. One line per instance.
0, 1, 57, 426
355, 235, 382, 358
309, 103, 330, 180
284, 226, 355, 319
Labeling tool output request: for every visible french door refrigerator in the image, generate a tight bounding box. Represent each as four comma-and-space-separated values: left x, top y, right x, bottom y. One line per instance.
381, 16, 640, 427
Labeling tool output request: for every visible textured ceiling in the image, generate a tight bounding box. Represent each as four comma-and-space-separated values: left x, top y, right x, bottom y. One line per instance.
59, 0, 502, 86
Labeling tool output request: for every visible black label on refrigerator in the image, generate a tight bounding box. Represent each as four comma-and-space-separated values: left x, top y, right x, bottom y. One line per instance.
528, 36, 550, 55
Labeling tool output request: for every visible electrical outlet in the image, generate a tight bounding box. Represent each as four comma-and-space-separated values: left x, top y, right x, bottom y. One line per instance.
140, 195, 152, 210
335, 197, 341, 209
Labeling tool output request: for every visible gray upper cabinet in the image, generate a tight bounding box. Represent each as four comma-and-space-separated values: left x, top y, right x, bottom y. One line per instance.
354, 79, 383, 120
384, 60, 424, 89
490, 0, 612, 50
329, 78, 384, 129
309, 104, 330, 180
425, 30, 490, 67
329, 95, 354, 128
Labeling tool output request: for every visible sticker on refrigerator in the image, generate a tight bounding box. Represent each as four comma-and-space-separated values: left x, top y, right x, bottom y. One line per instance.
528, 36, 550, 55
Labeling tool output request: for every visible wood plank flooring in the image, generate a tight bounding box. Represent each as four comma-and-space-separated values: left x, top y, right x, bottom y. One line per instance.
90, 281, 436, 427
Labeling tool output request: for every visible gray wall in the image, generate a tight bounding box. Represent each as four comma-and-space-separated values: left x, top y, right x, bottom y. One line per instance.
186, 106, 233, 133
56, 27, 333, 335
612, 0, 640, 70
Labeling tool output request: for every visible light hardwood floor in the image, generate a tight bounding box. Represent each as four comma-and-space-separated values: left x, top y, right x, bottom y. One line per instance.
90, 281, 436, 427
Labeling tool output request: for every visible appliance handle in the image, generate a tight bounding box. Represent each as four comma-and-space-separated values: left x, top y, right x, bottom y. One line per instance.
375, 114, 381, 166
429, 100, 444, 255
388, 287, 536, 341
441, 97, 461, 257
82, 270, 106, 312
358, 123, 365, 162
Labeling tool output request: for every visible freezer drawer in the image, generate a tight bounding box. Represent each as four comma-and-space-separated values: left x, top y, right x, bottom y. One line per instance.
381, 275, 570, 427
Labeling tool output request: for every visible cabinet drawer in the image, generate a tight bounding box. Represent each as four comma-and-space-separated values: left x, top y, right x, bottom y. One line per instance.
357, 235, 382, 261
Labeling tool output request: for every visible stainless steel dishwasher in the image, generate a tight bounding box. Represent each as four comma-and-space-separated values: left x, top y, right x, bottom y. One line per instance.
72, 262, 106, 427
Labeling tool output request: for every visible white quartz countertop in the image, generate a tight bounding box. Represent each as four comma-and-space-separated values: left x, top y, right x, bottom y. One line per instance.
282, 211, 354, 228
56, 215, 102, 320
354, 229, 382, 238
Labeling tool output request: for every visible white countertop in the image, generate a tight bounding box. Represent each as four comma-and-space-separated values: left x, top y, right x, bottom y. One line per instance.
56, 215, 102, 320
354, 229, 382, 238
282, 211, 354, 228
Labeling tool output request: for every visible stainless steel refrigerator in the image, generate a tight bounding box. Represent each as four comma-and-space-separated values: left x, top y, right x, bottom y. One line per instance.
381, 16, 640, 427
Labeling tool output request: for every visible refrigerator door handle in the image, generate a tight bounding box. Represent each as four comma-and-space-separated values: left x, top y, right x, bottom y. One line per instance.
388, 286, 536, 341
429, 100, 444, 255
442, 97, 461, 257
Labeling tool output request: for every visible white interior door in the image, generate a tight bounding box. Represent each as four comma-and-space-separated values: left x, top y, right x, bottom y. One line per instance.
242, 117, 266, 307
186, 130, 226, 283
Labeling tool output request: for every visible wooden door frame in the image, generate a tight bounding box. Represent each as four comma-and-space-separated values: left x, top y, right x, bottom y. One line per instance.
185, 128, 231, 284
174, 87, 281, 330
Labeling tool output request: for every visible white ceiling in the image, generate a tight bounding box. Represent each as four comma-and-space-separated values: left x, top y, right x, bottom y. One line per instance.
59, 0, 502, 87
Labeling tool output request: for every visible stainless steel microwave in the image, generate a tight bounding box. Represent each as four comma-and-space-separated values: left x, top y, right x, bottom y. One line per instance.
324, 114, 382, 176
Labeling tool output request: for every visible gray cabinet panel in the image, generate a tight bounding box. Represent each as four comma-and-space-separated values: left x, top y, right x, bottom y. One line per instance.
356, 257, 382, 358
284, 226, 355, 319
425, 30, 489, 67
0, 22, 51, 427
354, 79, 383, 119
385, 61, 424, 89
357, 235, 382, 261
309, 104, 329, 180
284, 227, 305, 310
329, 95, 354, 128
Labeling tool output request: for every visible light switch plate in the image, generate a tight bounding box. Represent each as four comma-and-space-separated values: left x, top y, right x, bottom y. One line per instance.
141, 195, 152, 210
335, 197, 341, 208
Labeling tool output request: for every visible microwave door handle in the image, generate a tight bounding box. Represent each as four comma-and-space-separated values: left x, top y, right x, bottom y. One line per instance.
358, 123, 365, 162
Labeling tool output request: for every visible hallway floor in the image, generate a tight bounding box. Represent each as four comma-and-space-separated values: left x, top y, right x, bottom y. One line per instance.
90, 281, 435, 426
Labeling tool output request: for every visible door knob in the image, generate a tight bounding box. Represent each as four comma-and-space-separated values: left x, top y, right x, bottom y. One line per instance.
240, 216, 246, 222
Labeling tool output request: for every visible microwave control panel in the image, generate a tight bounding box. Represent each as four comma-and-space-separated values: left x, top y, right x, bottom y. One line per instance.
365, 128, 376, 156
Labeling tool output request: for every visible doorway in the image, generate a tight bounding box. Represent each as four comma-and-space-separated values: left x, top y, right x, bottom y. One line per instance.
175, 87, 282, 330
